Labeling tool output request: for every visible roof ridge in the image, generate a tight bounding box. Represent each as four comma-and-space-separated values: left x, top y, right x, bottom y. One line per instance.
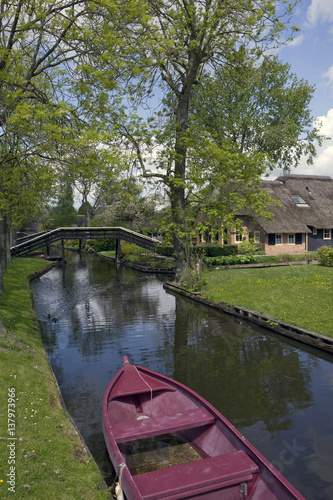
276, 174, 332, 180
261, 179, 283, 184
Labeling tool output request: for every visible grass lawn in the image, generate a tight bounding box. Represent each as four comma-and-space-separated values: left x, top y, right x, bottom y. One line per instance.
0, 258, 109, 499
99, 251, 116, 258
202, 264, 333, 337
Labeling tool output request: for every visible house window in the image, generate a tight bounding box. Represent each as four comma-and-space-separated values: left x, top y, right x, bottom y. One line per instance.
324, 229, 331, 240
268, 234, 282, 245
223, 228, 229, 245
313, 228, 317, 235
290, 195, 308, 206
275, 234, 282, 245
235, 229, 242, 243
288, 234, 295, 245
254, 231, 260, 243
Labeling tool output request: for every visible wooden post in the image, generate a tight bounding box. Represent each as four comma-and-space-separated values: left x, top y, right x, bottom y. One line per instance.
79, 239, 82, 254
61, 239, 65, 262
116, 238, 121, 264
46, 239, 50, 255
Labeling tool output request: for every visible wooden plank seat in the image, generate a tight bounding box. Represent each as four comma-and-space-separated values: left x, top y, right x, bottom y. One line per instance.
133, 450, 260, 500
111, 407, 215, 443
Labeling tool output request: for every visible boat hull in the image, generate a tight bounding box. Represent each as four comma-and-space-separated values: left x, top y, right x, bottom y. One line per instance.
103, 357, 304, 500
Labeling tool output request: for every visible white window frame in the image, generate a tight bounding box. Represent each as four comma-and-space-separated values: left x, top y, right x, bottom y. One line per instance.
235, 229, 243, 243
254, 231, 260, 243
288, 234, 295, 245
323, 229, 331, 240
313, 228, 317, 235
275, 234, 282, 245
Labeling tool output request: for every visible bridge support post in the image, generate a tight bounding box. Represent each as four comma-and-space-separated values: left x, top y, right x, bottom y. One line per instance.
79, 239, 82, 254
61, 239, 65, 262
116, 238, 121, 264
46, 239, 50, 255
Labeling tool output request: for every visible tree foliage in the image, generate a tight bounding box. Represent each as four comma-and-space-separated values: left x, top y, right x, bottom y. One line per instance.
49, 183, 77, 228
191, 56, 323, 171
0, 0, 125, 291
84, 0, 305, 278
0, 0, 92, 288
96, 195, 156, 232
0, 0, 325, 288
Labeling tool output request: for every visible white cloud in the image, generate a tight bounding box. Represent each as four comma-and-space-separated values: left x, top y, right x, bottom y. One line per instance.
313, 144, 333, 172
315, 108, 333, 136
280, 109, 333, 178
323, 65, 333, 86
307, 0, 333, 25
296, 108, 333, 177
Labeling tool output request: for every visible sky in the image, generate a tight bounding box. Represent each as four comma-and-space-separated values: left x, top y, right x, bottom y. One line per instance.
273, 0, 333, 178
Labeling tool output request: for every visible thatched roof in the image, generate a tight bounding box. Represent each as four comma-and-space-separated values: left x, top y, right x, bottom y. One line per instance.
256, 174, 333, 234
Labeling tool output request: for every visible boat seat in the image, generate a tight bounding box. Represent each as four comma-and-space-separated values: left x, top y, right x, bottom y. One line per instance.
111, 407, 215, 443
133, 450, 259, 500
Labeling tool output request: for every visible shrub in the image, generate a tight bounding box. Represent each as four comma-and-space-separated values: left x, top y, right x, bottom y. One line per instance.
317, 246, 333, 266
204, 255, 256, 266
156, 244, 174, 257
120, 242, 139, 256
122, 254, 139, 264
191, 246, 207, 257
236, 240, 261, 255
205, 245, 238, 257
89, 239, 116, 252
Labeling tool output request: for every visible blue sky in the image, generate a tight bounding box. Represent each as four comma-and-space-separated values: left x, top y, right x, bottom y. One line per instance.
274, 0, 333, 177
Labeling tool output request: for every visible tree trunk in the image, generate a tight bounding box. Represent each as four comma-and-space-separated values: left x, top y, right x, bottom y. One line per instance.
0, 210, 7, 293
6, 213, 12, 265
170, 58, 201, 281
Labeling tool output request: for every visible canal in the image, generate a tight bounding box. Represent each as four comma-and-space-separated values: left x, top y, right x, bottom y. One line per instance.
30, 251, 333, 500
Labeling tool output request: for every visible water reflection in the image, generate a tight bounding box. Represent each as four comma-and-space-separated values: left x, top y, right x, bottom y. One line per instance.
31, 252, 333, 500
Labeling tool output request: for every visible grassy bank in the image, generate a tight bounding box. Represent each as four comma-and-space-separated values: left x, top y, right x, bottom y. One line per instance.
202, 264, 333, 337
0, 258, 109, 499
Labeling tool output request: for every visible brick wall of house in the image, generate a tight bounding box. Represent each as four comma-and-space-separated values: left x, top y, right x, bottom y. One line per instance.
263, 234, 306, 255
195, 218, 308, 255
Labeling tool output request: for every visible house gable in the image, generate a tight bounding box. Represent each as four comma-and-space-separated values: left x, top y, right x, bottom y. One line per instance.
257, 174, 333, 234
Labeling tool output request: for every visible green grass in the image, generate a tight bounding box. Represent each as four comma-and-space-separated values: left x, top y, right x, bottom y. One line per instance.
202, 264, 333, 337
99, 250, 116, 258
0, 258, 109, 499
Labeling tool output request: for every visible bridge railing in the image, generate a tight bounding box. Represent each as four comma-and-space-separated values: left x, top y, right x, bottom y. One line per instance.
11, 227, 160, 256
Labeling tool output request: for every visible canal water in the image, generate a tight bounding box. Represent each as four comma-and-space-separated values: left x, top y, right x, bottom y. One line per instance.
30, 251, 333, 500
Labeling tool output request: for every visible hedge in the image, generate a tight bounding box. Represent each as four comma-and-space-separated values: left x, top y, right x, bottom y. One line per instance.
156, 244, 238, 257
204, 255, 256, 266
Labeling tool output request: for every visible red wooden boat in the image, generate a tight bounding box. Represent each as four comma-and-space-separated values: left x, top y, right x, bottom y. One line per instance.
103, 356, 304, 500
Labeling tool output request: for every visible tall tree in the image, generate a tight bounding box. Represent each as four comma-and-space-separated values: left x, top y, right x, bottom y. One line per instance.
0, 0, 89, 292
0, 0, 125, 295
190, 56, 323, 171
85, 0, 305, 279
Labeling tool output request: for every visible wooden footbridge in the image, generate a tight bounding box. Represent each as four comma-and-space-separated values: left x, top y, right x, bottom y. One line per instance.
11, 227, 160, 261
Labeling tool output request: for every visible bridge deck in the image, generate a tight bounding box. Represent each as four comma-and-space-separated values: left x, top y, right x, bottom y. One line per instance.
11, 227, 160, 256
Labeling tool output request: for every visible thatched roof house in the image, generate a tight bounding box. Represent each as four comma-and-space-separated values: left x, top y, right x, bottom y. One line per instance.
246, 174, 333, 254
196, 173, 333, 254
